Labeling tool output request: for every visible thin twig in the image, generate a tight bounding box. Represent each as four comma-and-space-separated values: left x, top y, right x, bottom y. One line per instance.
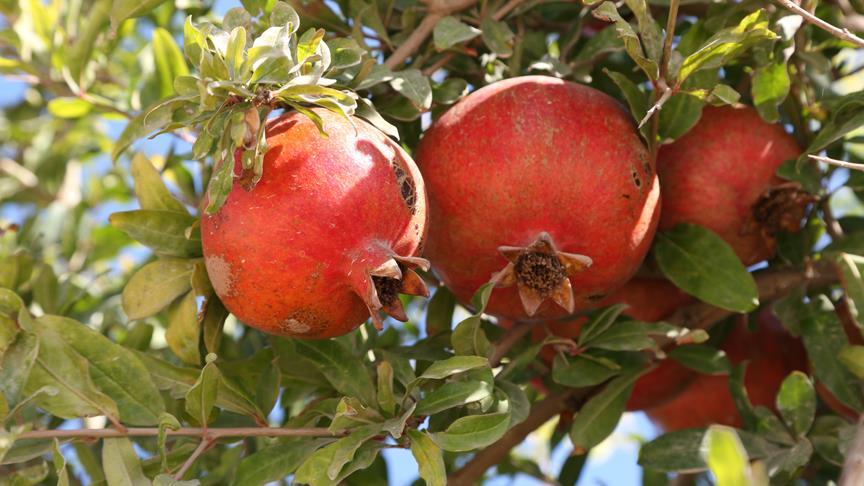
384, 12, 445, 70
16, 427, 344, 440
810, 154, 864, 172
173, 437, 213, 480
659, 0, 680, 81
822, 198, 845, 241
489, 321, 534, 367
638, 85, 672, 129
841, 415, 864, 486
775, 0, 864, 48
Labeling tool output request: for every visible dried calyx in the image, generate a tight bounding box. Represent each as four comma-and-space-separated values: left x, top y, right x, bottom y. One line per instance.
745, 182, 818, 237
362, 255, 431, 329
491, 232, 593, 316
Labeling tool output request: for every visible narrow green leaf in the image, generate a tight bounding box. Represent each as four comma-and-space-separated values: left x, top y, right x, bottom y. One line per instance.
481, 17, 514, 57
569, 368, 641, 453
415, 381, 493, 415
420, 356, 489, 379
668, 344, 732, 375
407, 429, 446, 486
433, 16, 480, 50
109, 210, 201, 258
166, 291, 201, 365
700, 426, 751, 486
293, 339, 377, 407
102, 438, 149, 486
775, 371, 815, 437
377, 361, 396, 416
431, 412, 510, 452
552, 353, 620, 388
655, 224, 759, 312
123, 258, 195, 320
47, 98, 93, 118
839, 345, 864, 379
130, 153, 189, 214
232, 438, 332, 486
111, 0, 169, 29
578, 304, 628, 346
327, 424, 382, 480
52, 439, 69, 486
752, 61, 790, 123
389, 69, 432, 111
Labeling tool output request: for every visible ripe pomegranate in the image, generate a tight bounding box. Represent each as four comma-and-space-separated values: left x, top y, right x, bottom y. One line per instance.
520, 279, 695, 410
646, 310, 807, 431
416, 76, 660, 321
201, 109, 429, 338
657, 105, 811, 266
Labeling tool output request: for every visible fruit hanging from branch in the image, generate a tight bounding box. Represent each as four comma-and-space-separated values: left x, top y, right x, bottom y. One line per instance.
416, 75, 660, 321
646, 310, 807, 431
657, 105, 815, 266
201, 109, 429, 338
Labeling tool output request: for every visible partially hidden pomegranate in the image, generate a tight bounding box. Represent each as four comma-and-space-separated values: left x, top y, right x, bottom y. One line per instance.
520, 279, 695, 410
201, 109, 429, 338
416, 76, 660, 321
646, 310, 807, 431
657, 105, 812, 266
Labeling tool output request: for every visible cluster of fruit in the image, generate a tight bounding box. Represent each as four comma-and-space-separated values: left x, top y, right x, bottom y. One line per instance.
199, 74, 831, 432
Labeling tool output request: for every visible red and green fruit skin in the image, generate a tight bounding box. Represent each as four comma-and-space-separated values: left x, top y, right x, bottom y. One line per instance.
416, 75, 660, 320
201, 109, 428, 339
657, 105, 800, 265
646, 311, 807, 431
514, 278, 695, 410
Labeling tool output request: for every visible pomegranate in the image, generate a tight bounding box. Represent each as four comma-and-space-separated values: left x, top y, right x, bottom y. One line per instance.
522, 279, 695, 410
415, 76, 660, 321
646, 310, 807, 431
657, 105, 812, 265
201, 109, 429, 338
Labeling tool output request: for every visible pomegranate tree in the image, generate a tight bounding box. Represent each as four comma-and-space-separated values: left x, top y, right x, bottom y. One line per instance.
415, 76, 660, 321
657, 105, 812, 265
201, 109, 429, 338
646, 310, 807, 431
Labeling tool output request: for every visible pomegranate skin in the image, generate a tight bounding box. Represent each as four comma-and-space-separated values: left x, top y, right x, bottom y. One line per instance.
657, 105, 801, 265
646, 311, 807, 431
416, 76, 660, 320
201, 109, 428, 339
524, 279, 695, 410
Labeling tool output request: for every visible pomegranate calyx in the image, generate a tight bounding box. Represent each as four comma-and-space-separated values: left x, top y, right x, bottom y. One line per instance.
743, 182, 818, 239
490, 232, 592, 316
357, 255, 431, 330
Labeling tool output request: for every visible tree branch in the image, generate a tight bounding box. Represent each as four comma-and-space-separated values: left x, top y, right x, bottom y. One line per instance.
448, 260, 839, 484
383, 0, 479, 70
489, 320, 534, 367
841, 415, 864, 486
810, 154, 864, 172
775, 0, 864, 48
659, 0, 680, 82
173, 437, 213, 480
16, 427, 344, 440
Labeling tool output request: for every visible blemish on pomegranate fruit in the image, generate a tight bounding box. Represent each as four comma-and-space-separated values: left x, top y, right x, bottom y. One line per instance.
514, 252, 567, 296
630, 167, 642, 189
747, 183, 817, 236
281, 318, 311, 335
391, 162, 417, 214
587, 294, 606, 302
205, 255, 236, 297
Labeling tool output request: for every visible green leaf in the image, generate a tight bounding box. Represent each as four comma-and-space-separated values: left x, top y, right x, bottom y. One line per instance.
166, 291, 201, 365
433, 16, 480, 50
678, 10, 778, 83
604, 70, 649, 138
776, 159, 822, 195
389, 69, 433, 112
295, 440, 381, 486
592, 2, 658, 79
25, 326, 119, 421
752, 61, 790, 123
327, 424, 382, 480
569, 368, 641, 454
639, 429, 708, 472
47, 98, 93, 119
109, 210, 201, 258
130, 153, 189, 215
431, 412, 510, 452
232, 438, 332, 486
376, 362, 396, 416
157, 413, 181, 471
839, 253, 864, 325
552, 353, 620, 388
810, 416, 849, 466
415, 380, 493, 415
839, 345, 864, 379
185, 354, 220, 426
801, 91, 864, 162
799, 306, 863, 412
700, 426, 751, 485
0, 331, 39, 407
153, 475, 201, 486
623, 0, 662, 63
481, 17, 514, 57
110, 0, 169, 29
452, 283, 494, 356
432, 79, 468, 106
407, 429, 446, 486
34, 316, 165, 425
355, 98, 400, 140
52, 439, 69, 486
0, 288, 23, 316
495, 380, 530, 426
255, 363, 280, 416
420, 356, 489, 379
293, 339, 377, 407
152, 28, 190, 98
122, 258, 195, 320
654, 224, 759, 312
102, 438, 150, 486
668, 344, 732, 375
426, 286, 456, 336
775, 371, 815, 437
579, 304, 628, 346
585, 321, 667, 352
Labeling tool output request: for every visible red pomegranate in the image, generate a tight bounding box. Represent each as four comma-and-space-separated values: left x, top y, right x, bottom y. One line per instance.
415, 76, 660, 321
524, 279, 695, 410
657, 105, 810, 265
201, 109, 429, 338
646, 310, 807, 430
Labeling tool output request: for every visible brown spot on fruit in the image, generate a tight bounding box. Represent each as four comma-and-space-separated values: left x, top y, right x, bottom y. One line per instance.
281, 318, 311, 335
205, 255, 235, 297
391, 162, 417, 214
